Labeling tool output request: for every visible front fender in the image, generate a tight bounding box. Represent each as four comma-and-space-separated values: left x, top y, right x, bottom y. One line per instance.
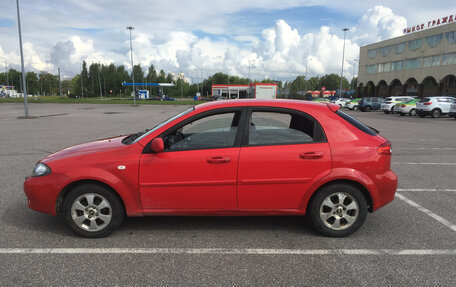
63, 167, 143, 216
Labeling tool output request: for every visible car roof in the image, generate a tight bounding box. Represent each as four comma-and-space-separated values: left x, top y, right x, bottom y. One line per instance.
194, 99, 338, 112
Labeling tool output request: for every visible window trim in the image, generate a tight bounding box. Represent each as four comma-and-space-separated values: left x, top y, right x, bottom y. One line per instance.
144, 107, 248, 153
241, 106, 327, 147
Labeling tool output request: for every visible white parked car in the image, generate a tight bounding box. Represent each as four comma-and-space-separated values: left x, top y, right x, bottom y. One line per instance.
416, 96, 456, 118
381, 96, 415, 114
449, 102, 456, 119
393, 99, 420, 116
345, 98, 361, 110
331, 98, 351, 107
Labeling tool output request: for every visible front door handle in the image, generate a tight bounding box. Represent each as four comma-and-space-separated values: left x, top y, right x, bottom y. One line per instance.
299, 152, 324, 159
207, 156, 230, 164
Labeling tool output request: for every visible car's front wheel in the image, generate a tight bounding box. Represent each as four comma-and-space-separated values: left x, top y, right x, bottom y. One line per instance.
364, 106, 372, 112
61, 184, 124, 238
409, 109, 416, 116
308, 183, 367, 237
353, 105, 358, 111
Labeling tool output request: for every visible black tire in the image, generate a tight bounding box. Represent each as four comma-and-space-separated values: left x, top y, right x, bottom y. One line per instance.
431, 109, 441, 118
307, 183, 367, 237
364, 106, 372, 112
61, 183, 124, 238
409, 109, 416, 116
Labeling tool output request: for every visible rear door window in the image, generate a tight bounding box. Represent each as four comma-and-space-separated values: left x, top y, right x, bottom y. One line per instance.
246, 109, 325, 146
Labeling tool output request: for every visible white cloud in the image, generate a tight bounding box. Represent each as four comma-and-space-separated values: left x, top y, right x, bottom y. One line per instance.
352, 5, 407, 45
0, 3, 411, 82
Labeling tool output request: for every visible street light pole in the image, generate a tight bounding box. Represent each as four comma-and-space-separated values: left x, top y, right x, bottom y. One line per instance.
339, 28, 349, 98
127, 26, 136, 106
304, 57, 312, 94
16, 0, 28, 117
248, 59, 255, 83
352, 59, 357, 90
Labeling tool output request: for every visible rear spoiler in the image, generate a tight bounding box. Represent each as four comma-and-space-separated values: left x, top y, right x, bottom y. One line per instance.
326, 103, 341, 112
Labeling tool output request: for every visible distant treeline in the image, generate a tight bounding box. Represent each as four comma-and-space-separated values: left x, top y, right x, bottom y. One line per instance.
0, 61, 356, 98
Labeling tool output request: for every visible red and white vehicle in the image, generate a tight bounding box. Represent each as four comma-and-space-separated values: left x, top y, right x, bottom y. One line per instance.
212, 83, 277, 100
24, 100, 397, 238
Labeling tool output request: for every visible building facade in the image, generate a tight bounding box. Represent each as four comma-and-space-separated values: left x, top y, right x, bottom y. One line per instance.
358, 21, 456, 98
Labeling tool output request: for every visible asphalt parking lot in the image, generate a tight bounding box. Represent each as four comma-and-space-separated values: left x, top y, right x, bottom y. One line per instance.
1, 102, 455, 286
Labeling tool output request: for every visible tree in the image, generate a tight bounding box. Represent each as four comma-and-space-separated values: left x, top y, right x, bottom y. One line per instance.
38, 72, 58, 96
25, 72, 39, 95
350, 77, 358, 90
157, 69, 166, 82
132, 64, 144, 86
147, 64, 157, 82
81, 61, 89, 97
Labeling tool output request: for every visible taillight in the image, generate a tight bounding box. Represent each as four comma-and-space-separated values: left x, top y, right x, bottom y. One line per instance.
423, 102, 432, 105
377, 141, 392, 155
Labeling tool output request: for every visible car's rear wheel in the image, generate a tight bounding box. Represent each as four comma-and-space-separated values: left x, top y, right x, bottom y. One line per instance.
364, 106, 372, 112
409, 109, 416, 116
61, 184, 124, 238
431, 109, 441, 118
308, 183, 367, 237
353, 106, 358, 111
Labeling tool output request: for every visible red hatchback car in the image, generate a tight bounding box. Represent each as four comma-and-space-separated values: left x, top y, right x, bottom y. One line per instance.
24, 100, 397, 238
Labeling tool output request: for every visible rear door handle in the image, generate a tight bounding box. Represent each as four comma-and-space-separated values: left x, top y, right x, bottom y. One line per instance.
207, 156, 230, 164
299, 152, 324, 159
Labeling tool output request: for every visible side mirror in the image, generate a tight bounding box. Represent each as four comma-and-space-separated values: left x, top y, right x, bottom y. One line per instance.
150, 138, 164, 153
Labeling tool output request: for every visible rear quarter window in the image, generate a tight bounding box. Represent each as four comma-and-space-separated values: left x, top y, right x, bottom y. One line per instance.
420, 98, 431, 102
336, 111, 378, 136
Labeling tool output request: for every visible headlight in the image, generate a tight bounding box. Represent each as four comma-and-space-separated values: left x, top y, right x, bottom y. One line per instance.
32, 163, 51, 177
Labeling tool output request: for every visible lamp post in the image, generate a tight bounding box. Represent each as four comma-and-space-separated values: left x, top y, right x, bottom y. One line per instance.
127, 26, 136, 106
248, 59, 255, 83
352, 59, 357, 90
339, 28, 349, 98
16, 0, 28, 117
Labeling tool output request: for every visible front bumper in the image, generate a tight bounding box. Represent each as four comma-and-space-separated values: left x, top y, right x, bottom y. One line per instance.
23, 173, 70, 216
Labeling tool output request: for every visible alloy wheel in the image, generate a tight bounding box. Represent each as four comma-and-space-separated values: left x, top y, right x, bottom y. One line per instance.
319, 192, 359, 231
71, 193, 112, 232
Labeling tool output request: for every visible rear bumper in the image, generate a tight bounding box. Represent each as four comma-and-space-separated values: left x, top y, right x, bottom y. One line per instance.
372, 170, 398, 211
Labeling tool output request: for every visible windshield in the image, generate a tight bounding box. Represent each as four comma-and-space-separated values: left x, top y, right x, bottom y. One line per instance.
122, 107, 194, 145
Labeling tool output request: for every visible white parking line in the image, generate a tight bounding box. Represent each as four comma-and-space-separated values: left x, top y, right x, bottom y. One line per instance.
397, 189, 456, 192
394, 148, 456, 150
390, 139, 440, 141
0, 248, 455, 255
392, 162, 456, 165
395, 193, 456, 232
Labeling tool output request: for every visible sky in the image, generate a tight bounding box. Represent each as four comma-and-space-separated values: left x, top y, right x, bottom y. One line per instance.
0, 0, 454, 82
